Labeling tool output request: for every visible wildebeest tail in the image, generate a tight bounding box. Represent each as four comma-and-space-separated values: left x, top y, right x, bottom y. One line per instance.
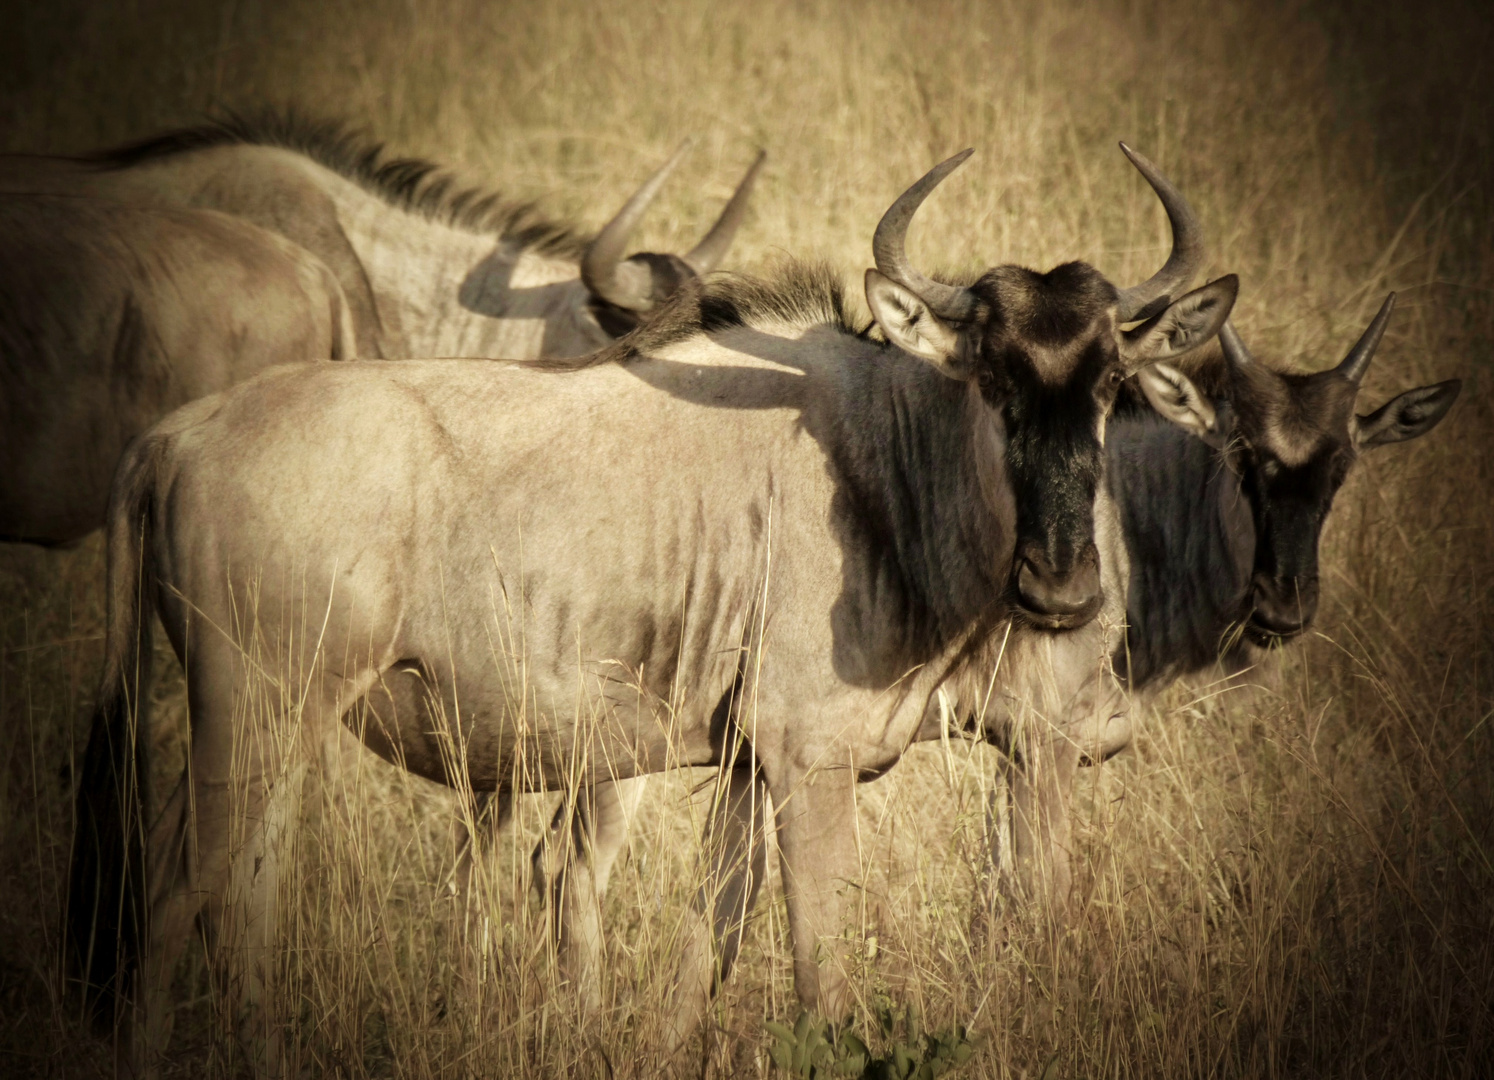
66, 436, 161, 1030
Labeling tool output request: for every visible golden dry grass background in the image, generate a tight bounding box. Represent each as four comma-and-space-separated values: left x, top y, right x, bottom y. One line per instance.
1, 0, 1491, 1076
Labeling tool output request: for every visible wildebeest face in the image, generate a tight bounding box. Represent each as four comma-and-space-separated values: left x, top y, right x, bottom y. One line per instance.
1218, 297, 1462, 644
967, 264, 1126, 627
864, 146, 1237, 629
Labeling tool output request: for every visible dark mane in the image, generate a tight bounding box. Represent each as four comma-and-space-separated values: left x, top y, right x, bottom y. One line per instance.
531, 259, 870, 372
88, 108, 589, 258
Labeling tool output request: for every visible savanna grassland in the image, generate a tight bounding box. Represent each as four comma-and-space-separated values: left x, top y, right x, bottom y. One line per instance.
1, 0, 1491, 1076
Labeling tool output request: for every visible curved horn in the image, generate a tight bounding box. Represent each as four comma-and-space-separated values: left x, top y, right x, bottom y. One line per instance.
872, 149, 978, 322
1115, 142, 1207, 323
582, 139, 693, 311
683, 149, 766, 275
1337, 292, 1395, 384
1218, 319, 1254, 368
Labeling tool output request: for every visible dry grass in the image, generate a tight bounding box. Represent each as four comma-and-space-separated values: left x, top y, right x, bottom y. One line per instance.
2, 0, 1492, 1075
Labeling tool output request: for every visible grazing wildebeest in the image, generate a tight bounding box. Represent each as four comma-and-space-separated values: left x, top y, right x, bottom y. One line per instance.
1109, 296, 1462, 693
0, 196, 352, 545
70, 146, 1234, 1069
0, 112, 764, 361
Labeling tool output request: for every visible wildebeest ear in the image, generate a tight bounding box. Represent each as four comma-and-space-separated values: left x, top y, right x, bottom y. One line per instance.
1120, 274, 1239, 368
865, 269, 972, 379
1134, 363, 1218, 440
1354, 379, 1462, 449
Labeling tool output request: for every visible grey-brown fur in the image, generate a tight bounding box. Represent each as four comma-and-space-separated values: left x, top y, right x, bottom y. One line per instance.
93, 109, 589, 258
0, 110, 762, 360
0, 196, 351, 545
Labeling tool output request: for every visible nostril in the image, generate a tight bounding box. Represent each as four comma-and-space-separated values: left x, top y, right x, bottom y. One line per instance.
1016, 558, 1043, 604
1016, 557, 1101, 619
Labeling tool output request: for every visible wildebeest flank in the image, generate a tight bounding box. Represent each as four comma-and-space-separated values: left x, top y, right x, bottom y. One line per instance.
0, 111, 764, 360
0, 196, 351, 545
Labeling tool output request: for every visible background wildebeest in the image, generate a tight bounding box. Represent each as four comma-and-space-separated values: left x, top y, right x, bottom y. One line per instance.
70, 148, 1233, 1068
0, 112, 764, 361
1109, 299, 1462, 692
0, 196, 352, 545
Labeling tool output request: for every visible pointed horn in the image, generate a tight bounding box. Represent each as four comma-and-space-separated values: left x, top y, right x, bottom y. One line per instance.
872, 149, 979, 322
683, 149, 766, 275
1337, 293, 1395, 384
582, 139, 693, 311
1219, 319, 1254, 367
1115, 143, 1207, 323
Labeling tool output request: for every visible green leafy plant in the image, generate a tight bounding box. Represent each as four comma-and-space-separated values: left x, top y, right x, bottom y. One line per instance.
764, 1006, 978, 1080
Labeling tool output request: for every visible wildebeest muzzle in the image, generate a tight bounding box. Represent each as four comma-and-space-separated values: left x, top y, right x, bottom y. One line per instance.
1247, 571, 1318, 642
1014, 539, 1103, 628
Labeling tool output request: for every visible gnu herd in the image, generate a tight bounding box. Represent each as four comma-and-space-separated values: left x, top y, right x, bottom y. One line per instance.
0, 112, 1460, 1076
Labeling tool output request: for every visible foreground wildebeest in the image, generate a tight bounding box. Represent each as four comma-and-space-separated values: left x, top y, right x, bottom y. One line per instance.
70, 146, 1234, 1068
486, 154, 1230, 1021
0, 196, 352, 545
0, 112, 764, 361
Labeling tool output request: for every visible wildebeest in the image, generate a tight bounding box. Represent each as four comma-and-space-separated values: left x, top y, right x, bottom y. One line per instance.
69, 146, 1234, 1068
0, 196, 352, 545
0, 112, 765, 361
1110, 296, 1462, 693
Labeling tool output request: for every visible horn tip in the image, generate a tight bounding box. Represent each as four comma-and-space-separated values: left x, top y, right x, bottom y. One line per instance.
1118, 141, 1164, 177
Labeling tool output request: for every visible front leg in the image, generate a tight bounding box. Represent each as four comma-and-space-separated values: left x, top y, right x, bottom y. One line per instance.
770, 761, 862, 1019
995, 734, 1081, 917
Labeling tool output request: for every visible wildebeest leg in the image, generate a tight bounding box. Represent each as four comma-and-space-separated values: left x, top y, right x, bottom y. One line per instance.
1004, 733, 1082, 918
534, 777, 650, 1015
665, 760, 770, 1049
141, 634, 354, 1079
452, 790, 512, 910
771, 762, 861, 1019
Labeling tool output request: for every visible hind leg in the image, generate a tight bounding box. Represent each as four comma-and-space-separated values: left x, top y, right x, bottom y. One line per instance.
137, 633, 361, 1078
533, 776, 649, 1015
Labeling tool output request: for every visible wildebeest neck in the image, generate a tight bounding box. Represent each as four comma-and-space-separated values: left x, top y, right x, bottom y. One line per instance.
825, 360, 1016, 683
1107, 404, 1255, 689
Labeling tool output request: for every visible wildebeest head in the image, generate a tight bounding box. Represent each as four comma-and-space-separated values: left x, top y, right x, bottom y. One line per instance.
1211, 297, 1461, 643
864, 146, 1237, 629
579, 143, 766, 339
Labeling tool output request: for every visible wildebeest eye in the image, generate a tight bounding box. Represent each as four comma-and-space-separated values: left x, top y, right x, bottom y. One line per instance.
1107, 367, 1125, 386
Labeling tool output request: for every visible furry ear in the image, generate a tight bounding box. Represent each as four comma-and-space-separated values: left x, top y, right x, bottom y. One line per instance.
865, 269, 972, 379
1354, 379, 1461, 448
1121, 275, 1239, 368
1134, 363, 1218, 440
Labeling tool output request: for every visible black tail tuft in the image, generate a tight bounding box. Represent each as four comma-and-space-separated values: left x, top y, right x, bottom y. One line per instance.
64, 438, 158, 1032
